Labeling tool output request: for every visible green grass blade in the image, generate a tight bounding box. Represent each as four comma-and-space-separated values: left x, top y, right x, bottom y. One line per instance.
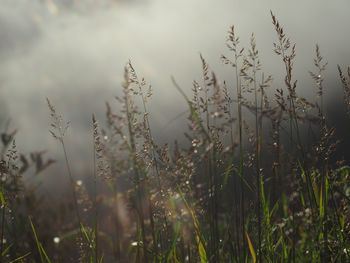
246, 232, 256, 263
29, 217, 52, 263
9, 252, 31, 263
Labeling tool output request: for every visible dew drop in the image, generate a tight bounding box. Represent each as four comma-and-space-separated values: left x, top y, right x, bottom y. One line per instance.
131, 241, 138, 246
53, 237, 60, 244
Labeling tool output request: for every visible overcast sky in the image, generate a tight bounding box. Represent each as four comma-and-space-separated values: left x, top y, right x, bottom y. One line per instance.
0, 0, 349, 182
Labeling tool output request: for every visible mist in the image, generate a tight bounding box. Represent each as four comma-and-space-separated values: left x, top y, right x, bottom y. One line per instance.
1, 0, 350, 184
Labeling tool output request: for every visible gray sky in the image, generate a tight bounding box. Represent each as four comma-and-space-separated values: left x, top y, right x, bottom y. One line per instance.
0, 0, 349, 182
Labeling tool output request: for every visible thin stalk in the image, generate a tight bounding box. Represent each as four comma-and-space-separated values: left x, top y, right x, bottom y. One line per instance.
111, 164, 121, 262
292, 207, 296, 263
321, 166, 329, 263
0, 175, 4, 263
199, 55, 219, 261
252, 56, 262, 263
329, 184, 347, 252
128, 63, 169, 256
92, 120, 98, 263
225, 83, 241, 260
211, 148, 219, 262
271, 108, 282, 209
234, 47, 246, 261
60, 140, 84, 241
46, 98, 84, 243
271, 15, 317, 209
124, 83, 148, 263
312, 45, 329, 262
140, 82, 167, 255
148, 199, 158, 261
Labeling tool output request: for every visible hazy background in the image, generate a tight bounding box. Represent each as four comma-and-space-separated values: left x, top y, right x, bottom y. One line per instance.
0, 0, 349, 187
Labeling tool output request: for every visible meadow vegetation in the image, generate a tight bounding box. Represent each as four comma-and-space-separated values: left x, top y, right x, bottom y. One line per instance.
1, 12, 350, 262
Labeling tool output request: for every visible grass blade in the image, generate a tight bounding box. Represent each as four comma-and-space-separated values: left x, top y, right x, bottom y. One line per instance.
246, 232, 256, 263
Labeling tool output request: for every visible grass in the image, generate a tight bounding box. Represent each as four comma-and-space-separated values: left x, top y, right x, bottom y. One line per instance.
1, 12, 350, 262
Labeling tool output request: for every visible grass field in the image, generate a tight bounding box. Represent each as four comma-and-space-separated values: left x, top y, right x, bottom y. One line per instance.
1, 12, 350, 262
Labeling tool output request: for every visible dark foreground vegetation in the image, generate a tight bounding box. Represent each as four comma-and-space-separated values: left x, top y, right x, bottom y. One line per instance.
1, 12, 350, 262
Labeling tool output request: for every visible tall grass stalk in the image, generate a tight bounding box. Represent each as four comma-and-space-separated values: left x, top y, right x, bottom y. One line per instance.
222, 26, 246, 260
271, 12, 318, 217
250, 34, 262, 262
92, 114, 100, 263
127, 61, 168, 258
200, 54, 220, 262
46, 99, 84, 245
122, 68, 149, 263
310, 45, 329, 262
